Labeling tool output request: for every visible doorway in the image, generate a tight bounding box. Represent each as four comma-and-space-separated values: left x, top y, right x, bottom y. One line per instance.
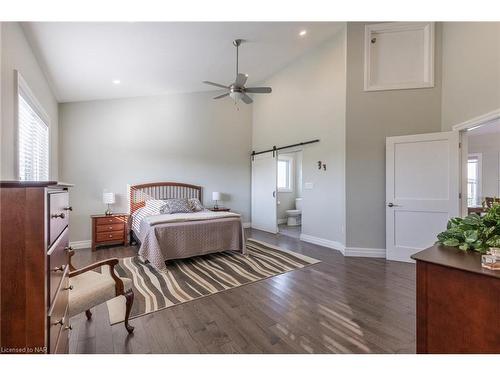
458, 116, 500, 217
277, 150, 303, 239
251, 141, 317, 237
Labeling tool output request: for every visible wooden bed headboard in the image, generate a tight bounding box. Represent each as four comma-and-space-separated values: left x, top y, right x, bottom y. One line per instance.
129, 182, 202, 214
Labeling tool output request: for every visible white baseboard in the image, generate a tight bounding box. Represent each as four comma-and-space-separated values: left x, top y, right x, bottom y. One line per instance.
299, 234, 345, 254
70, 240, 91, 250
277, 218, 287, 224
344, 247, 386, 258
242, 222, 251, 229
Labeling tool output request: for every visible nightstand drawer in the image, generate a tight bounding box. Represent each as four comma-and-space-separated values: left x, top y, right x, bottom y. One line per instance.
96, 230, 124, 242
96, 223, 124, 233
96, 216, 127, 225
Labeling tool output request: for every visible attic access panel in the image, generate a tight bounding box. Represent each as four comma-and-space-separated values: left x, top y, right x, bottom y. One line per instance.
364, 22, 435, 91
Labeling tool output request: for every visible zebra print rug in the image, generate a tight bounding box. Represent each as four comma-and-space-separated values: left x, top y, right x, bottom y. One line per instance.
106, 238, 320, 324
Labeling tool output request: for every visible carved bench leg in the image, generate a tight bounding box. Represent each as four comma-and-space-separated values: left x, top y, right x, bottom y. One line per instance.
124, 289, 134, 334
85, 309, 92, 320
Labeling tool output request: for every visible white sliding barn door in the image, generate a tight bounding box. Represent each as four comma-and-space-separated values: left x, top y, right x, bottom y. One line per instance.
386, 131, 460, 262
251, 152, 277, 233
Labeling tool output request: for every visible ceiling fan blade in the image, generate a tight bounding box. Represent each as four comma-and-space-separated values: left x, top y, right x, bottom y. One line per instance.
202, 81, 229, 89
234, 73, 247, 87
241, 93, 253, 104
213, 93, 229, 100
245, 87, 272, 94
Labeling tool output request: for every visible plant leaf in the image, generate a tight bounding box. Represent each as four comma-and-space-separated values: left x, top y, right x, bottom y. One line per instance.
443, 238, 460, 247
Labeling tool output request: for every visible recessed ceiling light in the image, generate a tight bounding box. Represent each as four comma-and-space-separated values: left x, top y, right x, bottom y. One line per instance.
112, 79, 121, 84
299, 30, 307, 37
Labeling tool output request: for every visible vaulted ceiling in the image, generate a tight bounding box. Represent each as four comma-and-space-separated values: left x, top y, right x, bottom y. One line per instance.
22, 22, 344, 102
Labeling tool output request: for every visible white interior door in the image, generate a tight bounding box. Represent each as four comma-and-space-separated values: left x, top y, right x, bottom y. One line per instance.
251, 152, 277, 233
386, 131, 460, 262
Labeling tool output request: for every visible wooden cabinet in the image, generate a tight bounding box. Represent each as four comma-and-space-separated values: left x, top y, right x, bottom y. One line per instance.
91, 213, 129, 251
0, 181, 73, 354
412, 245, 500, 353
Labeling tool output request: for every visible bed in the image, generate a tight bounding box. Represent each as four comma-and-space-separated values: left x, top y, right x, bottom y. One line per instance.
129, 182, 245, 271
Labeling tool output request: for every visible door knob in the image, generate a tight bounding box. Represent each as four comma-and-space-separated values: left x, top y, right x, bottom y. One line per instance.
387, 203, 401, 207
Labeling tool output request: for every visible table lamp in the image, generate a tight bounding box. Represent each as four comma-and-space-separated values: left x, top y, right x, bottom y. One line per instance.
212, 192, 221, 209
103, 191, 115, 215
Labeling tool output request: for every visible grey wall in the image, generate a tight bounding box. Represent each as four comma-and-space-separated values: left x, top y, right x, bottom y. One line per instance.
1, 22, 59, 180
345, 22, 443, 249
252, 27, 346, 246
468, 132, 500, 198
59, 91, 252, 242
441, 22, 500, 130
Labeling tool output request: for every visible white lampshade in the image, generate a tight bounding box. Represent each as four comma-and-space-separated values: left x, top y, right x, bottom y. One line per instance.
212, 192, 221, 201
102, 192, 115, 204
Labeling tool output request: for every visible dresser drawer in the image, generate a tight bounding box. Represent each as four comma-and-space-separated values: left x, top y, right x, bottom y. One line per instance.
47, 228, 69, 304
96, 230, 124, 242
53, 321, 69, 354
48, 269, 69, 354
49, 192, 70, 247
96, 216, 127, 225
96, 223, 124, 233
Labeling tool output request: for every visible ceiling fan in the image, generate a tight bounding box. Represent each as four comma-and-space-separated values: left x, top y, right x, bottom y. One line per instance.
202, 39, 272, 104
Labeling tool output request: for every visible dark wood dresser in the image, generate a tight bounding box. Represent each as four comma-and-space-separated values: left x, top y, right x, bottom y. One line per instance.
412, 245, 500, 353
0, 181, 73, 354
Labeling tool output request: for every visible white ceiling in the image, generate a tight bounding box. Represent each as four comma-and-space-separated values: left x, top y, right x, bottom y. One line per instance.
22, 22, 344, 103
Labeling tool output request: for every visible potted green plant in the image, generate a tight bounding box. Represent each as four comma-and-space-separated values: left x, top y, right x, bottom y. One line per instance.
436, 202, 500, 253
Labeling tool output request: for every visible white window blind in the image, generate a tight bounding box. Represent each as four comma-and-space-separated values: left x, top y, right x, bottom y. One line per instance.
18, 77, 49, 181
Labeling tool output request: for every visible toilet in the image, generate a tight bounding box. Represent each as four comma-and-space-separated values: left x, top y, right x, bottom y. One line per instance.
285, 198, 302, 226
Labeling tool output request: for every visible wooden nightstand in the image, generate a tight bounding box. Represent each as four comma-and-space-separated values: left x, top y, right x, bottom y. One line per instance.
91, 213, 130, 251
208, 207, 230, 212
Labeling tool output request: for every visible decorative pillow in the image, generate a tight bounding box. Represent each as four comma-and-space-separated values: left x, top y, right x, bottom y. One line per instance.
160, 199, 192, 214
144, 199, 166, 214
187, 198, 204, 212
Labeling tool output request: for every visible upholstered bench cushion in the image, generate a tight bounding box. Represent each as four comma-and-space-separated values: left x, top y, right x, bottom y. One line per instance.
69, 269, 132, 317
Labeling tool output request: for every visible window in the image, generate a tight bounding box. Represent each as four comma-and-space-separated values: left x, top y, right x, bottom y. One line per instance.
17, 73, 49, 181
467, 154, 482, 206
277, 156, 293, 192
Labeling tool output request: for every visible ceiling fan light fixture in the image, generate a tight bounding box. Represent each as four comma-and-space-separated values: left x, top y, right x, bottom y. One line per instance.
230, 91, 244, 102
202, 39, 271, 105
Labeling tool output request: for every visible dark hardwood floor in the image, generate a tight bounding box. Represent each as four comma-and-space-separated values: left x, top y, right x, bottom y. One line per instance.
69, 228, 416, 354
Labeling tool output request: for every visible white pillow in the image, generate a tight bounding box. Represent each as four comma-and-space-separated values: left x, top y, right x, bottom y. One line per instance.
144, 199, 166, 214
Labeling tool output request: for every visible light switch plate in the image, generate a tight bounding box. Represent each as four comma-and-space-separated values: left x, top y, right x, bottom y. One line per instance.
304, 182, 314, 190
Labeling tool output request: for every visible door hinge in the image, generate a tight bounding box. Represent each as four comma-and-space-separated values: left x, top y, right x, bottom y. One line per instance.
459, 193, 462, 199
459, 142, 462, 149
